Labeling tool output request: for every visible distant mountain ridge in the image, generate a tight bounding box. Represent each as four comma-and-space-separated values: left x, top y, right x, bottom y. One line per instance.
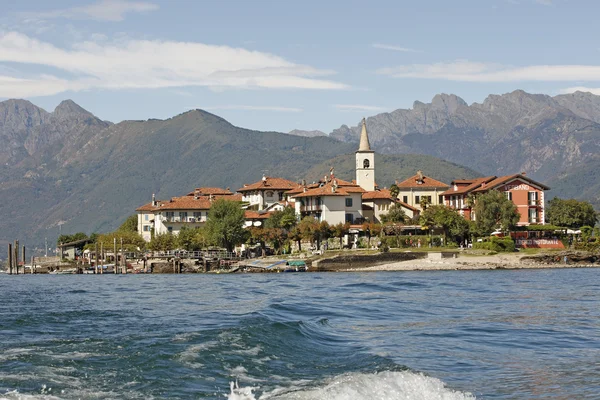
0, 99, 477, 250
326, 90, 600, 208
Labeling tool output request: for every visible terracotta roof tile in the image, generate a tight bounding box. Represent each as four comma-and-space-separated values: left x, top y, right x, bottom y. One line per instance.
186, 187, 233, 196
244, 210, 273, 219
396, 174, 449, 189
471, 174, 550, 192
362, 189, 395, 200
238, 177, 297, 192
441, 176, 496, 196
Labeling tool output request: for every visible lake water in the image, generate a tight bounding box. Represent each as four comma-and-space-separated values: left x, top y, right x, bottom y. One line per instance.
1, 269, 599, 399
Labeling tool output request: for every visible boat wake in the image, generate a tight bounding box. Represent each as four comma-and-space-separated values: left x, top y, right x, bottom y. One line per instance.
228, 370, 475, 400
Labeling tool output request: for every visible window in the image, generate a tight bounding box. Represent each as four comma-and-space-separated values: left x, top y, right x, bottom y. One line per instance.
144, 214, 149, 221
266, 191, 274, 198
345, 213, 354, 223
439, 195, 443, 204
166, 211, 174, 218
179, 212, 188, 220
279, 192, 284, 201
345, 198, 353, 207
426, 196, 432, 203
402, 196, 408, 203
167, 226, 173, 232
193, 212, 202, 218
143, 225, 151, 232
363, 159, 370, 168
528, 191, 538, 205
415, 195, 420, 204
505, 192, 512, 201
529, 208, 537, 223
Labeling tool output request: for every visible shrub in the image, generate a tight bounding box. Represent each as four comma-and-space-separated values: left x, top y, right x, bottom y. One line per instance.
473, 236, 515, 252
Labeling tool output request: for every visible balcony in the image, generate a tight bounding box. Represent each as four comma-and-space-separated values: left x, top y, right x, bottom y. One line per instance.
163, 217, 206, 223
300, 205, 322, 212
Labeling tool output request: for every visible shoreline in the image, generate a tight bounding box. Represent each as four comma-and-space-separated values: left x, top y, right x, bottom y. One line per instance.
340, 253, 599, 272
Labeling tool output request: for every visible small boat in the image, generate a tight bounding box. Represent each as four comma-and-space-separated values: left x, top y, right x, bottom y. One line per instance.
49, 268, 78, 275
283, 260, 308, 272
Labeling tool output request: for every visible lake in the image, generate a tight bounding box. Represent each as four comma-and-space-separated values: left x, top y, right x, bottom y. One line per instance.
1, 269, 598, 399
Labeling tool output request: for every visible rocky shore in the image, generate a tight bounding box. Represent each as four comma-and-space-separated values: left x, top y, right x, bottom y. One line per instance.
343, 250, 599, 272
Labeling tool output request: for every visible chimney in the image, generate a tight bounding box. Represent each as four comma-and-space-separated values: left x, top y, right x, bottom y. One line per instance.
302, 179, 306, 186
521, 171, 527, 176
152, 193, 156, 206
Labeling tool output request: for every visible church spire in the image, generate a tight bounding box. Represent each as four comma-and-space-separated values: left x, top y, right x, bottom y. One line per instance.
358, 117, 371, 152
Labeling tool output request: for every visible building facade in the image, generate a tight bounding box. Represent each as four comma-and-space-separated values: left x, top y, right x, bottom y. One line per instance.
237, 176, 297, 210
396, 171, 450, 211
442, 174, 550, 226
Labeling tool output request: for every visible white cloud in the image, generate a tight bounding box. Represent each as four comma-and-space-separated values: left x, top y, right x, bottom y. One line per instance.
22, 0, 159, 22
535, 0, 552, 6
197, 105, 303, 112
372, 43, 420, 53
334, 104, 386, 112
0, 31, 348, 97
560, 86, 600, 95
377, 60, 600, 82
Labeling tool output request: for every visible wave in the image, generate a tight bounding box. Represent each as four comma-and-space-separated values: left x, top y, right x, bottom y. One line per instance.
228, 371, 476, 400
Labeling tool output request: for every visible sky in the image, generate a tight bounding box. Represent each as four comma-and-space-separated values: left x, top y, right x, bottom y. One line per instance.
1, 0, 599, 133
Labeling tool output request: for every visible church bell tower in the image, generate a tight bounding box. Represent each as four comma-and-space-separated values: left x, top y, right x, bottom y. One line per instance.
356, 118, 375, 192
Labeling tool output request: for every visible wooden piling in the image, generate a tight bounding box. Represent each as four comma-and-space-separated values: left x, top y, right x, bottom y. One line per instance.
7, 244, 12, 275
95, 242, 99, 274
22, 246, 25, 274
113, 237, 118, 274
31, 256, 35, 274
100, 242, 104, 274
14, 240, 19, 275
13, 240, 19, 275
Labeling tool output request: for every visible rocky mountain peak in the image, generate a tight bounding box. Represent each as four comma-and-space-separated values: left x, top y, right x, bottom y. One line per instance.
430, 93, 467, 114
53, 100, 95, 120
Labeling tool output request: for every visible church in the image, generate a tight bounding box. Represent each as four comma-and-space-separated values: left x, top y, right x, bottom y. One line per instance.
289, 118, 413, 225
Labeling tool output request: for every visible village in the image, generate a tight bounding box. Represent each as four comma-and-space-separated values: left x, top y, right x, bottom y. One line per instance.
9, 119, 597, 275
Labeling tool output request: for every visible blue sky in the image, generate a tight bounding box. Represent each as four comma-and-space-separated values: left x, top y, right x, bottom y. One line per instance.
1, 0, 598, 133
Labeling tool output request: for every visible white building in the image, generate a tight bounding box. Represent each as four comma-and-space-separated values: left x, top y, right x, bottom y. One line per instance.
355, 118, 375, 192
135, 188, 241, 242
237, 176, 297, 210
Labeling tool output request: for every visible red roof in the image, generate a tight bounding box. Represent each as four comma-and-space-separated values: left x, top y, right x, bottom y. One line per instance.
136, 194, 241, 212
291, 180, 364, 198
471, 174, 550, 192
396, 174, 449, 189
238, 177, 297, 192
244, 210, 273, 220
441, 176, 496, 196
186, 187, 233, 196
362, 188, 396, 201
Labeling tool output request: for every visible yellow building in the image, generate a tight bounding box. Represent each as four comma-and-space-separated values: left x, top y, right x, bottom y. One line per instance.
395, 171, 450, 211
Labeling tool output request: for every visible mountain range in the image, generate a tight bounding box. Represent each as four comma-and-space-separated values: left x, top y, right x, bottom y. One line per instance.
315, 90, 600, 208
0, 99, 478, 251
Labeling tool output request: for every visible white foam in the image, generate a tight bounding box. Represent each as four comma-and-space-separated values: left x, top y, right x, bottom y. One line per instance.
227, 371, 476, 400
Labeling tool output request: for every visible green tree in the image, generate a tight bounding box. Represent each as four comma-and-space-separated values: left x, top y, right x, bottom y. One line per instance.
57, 232, 88, 245
148, 232, 176, 251
389, 184, 400, 199
205, 199, 248, 252
118, 215, 138, 233
177, 226, 208, 251
546, 198, 598, 228
331, 222, 350, 249
298, 216, 319, 248
362, 222, 382, 248
420, 205, 470, 242
380, 203, 407, 224
288, 227, 303, 252
473, 190, 520, 235
265, 206, 297, 230
419, 196, 431, 210
315, 221, 331, 250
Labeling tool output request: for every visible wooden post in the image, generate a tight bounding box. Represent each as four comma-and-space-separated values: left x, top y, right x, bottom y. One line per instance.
14, 240, 19, 275
100, 242, 104, 275
120, 238, 125, 274
95, 242, 99, 274
31, 256, 35, 274
7, 244, 12, 275
22, 246, 25, 274
113, 237, 117, 274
